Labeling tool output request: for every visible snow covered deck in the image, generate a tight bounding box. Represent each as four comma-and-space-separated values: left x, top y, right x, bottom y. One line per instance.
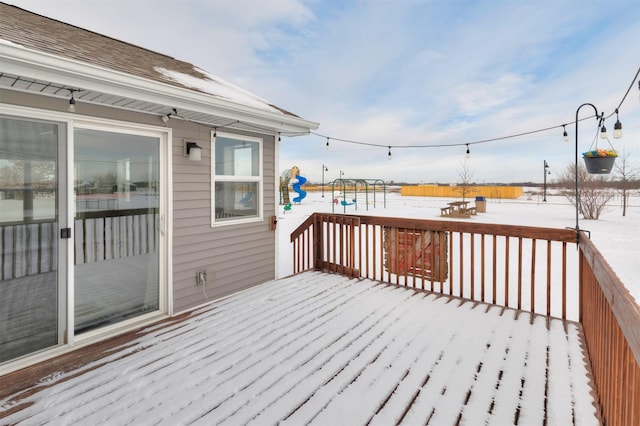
0, 271, 599, 425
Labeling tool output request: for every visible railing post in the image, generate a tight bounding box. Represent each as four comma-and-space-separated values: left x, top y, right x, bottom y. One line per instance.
313, 213, 322, 271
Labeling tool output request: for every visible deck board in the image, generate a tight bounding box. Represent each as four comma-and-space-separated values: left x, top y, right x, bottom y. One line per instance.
0, 271, 600, 425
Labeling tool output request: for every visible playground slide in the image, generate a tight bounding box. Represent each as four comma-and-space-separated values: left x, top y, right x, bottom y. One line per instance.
292, 174, 307, 202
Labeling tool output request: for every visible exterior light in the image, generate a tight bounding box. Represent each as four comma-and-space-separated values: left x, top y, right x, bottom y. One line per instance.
613, 109, 622, 139
325, 137, 330, 150
600, 124, 607, 139
563, 125, 569, 142
185, 141, 202, 161
68, 91, 76, 112
388, 146, 392, 160
465, 144, 470, 159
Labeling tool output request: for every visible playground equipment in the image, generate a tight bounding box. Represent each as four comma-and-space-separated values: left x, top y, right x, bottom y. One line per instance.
280, 166, 308, 205
331, 177, 386, 213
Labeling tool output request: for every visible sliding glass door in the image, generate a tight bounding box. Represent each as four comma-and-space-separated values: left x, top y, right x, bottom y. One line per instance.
73, 128, 160, 334
1, 114, 165, 365
0, 116, 64, 362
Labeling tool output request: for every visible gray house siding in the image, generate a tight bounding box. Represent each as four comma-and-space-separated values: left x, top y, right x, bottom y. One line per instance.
171, 120, 277, 313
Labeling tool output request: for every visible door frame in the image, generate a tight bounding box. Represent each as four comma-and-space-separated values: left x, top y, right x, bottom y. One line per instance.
69, 118, 173, 346
0, 104, 172, 371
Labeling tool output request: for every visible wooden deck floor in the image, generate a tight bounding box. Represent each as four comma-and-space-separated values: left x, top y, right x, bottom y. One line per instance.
0, 271, 600, 425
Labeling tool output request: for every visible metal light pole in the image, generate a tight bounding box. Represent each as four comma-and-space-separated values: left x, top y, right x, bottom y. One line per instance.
573, 103, 601, 244
321, 164, 328, 197
543, 160, 549, 202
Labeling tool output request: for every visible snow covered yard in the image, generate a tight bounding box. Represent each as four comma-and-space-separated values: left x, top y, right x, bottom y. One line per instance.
0, 271, 598, 425
276, 190, 640, 305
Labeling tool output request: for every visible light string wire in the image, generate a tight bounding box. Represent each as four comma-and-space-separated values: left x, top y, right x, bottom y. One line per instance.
312, 66, 640, 152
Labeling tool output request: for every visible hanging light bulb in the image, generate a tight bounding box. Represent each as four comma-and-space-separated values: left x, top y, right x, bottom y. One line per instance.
562, 125, 569, 142
465, 144, 470, 159
325, 137, 330, 150
388, 146, 392, 160
613, 109, 622, 139
600, 123, 607, 139
278, 133, 282, 144
68, 91, 76, 113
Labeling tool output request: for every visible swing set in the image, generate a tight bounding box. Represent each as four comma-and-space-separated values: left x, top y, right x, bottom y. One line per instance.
331, 178, 387, 213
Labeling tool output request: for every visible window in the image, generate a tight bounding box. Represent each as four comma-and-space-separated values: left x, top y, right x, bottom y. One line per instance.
212, 132, 262, 225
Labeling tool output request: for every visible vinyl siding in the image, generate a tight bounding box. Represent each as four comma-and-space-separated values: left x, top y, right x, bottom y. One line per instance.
171, 120, 277, 313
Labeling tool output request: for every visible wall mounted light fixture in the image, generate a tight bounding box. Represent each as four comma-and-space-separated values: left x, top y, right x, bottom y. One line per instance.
185, 141, 203, 161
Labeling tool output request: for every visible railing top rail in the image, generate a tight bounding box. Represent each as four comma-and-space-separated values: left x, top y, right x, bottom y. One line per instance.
75, 207, 159, 220
579, 232, 640, 364
291, 212, 577, 243
290, 214, 317, 242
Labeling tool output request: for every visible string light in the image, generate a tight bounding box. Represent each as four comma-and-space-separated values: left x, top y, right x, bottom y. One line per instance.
325, 137, 330, 150
309, 67, 638, 157
613, 109, 623, 139
387, 146, 392, 160
68, 90, 76, 112
599, 121, 608, 139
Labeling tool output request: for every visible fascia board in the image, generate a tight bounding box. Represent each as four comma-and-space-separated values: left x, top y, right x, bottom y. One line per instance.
0, 42, 319, 135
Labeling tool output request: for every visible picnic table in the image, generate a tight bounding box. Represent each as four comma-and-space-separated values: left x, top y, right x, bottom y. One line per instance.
441, 201, 476, 218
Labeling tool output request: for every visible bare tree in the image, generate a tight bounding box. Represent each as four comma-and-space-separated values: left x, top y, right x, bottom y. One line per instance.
613, 149, 639, 217
456, 160, 477, 201
559, 163, 614, 220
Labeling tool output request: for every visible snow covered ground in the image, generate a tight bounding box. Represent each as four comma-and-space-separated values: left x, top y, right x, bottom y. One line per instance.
276, 189, 640, 306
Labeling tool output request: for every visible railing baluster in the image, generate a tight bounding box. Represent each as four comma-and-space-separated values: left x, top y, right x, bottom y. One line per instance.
458, 232, 464, 297
547, 240, 552, 316
480, 234, 485, 302
562, 242, 567, 320
492, 235, 497, 305
530, 238, 536, 314
517, 237, 523, 311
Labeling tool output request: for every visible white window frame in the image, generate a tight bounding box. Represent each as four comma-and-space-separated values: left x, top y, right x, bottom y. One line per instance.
211, 131, 263, 227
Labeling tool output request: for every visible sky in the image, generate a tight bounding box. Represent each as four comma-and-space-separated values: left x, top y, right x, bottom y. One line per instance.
5, 0, 640, 184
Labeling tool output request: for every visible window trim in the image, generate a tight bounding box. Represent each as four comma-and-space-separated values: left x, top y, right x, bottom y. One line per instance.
211, 131, 263, 227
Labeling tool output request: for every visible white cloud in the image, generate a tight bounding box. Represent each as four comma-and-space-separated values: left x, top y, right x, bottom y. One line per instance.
6, 0, 640, 183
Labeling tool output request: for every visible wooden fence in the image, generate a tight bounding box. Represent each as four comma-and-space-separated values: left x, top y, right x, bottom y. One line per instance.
291, 212, 640, 425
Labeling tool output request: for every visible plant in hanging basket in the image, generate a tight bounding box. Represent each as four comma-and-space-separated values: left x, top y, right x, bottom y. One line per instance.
582, 149, 617, 174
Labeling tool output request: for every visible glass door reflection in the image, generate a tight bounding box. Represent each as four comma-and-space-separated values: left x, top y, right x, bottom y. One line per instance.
74, 128, 159, 334
0, 116, 60, 363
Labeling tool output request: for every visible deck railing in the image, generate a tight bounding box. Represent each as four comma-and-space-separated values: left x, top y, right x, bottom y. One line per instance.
0, 208, 158, 280
292, 213, 578, 319
291, 212, 640, 425
579, 236, 640, 425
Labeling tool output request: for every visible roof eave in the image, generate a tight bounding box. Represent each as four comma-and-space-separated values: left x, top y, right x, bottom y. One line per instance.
0, 41, 319, 136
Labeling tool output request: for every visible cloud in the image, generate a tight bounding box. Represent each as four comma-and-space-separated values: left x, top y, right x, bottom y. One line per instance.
6, 0, 640, 183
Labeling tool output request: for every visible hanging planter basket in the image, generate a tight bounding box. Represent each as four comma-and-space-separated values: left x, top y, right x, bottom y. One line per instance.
583, 155, 616, 174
